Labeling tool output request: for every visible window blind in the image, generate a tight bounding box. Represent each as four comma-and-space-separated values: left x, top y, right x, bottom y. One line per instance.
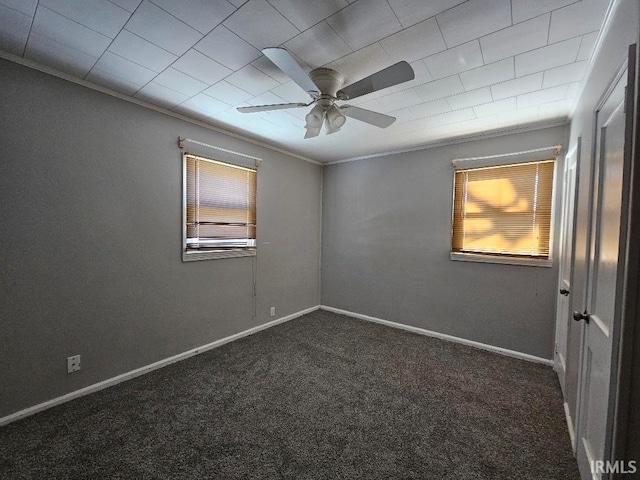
452, 159, 554, 258
185, 153, 257, 252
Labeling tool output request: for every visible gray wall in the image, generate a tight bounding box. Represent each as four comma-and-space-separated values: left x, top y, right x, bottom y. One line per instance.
563, 0, 639, 428
321, 125, 567, 359
0, 59, 321, 418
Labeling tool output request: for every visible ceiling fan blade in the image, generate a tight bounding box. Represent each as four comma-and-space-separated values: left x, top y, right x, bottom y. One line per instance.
237, 102, 308, 113
337, 61, 415, 100
339, 105, 396, 128
262, 47, 318, 95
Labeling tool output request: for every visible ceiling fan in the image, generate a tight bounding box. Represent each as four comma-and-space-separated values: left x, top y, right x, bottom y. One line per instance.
237, 48, 415, 139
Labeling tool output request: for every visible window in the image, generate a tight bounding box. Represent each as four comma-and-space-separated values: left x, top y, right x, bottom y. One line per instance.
183, 153, 257, 261
451, 159, 555, 265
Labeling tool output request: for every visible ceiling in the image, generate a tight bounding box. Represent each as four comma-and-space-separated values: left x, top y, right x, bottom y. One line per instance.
0, 0, 610, 163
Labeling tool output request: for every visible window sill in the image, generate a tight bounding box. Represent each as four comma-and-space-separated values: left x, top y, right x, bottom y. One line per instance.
182, 249, 256, 262
450, 252, 552, 267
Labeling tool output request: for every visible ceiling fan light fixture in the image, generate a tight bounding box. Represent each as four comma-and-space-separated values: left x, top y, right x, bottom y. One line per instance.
325, 105, 346, 134
305, 104, 325, 129
304, 124, 322, 139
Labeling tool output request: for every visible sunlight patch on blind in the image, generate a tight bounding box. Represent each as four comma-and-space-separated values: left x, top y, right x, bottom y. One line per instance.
452, 160, 554, 258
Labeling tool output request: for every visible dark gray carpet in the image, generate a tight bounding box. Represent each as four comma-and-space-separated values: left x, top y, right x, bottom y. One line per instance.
0, 310, 579, 479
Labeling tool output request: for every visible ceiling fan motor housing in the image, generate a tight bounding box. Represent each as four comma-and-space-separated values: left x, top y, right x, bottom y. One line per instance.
309, 68, 344, 100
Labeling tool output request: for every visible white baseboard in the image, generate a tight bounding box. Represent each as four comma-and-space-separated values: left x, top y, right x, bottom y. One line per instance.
320, 305, 554, 366
564, 402, 577, 453
0, 305, 320, 427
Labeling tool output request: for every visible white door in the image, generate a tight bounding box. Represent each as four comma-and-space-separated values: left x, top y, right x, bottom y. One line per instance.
555, 144, 578, 399
575, 68, 629, 479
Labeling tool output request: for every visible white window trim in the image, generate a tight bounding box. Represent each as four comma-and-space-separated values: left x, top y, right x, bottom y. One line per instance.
450, 146, 561, 267
450, 252, 553, 267
182, 249, 256, 262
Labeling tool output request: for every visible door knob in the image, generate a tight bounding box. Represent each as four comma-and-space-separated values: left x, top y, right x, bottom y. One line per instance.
560, 288, 570, 296
573, 310, 591, 323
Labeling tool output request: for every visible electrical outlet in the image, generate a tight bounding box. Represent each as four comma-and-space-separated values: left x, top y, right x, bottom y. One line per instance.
67, 355, 81, 373
270, 307, 276, 317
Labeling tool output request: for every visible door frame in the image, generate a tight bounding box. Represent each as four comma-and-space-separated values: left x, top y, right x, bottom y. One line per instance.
574, 47, 637, 478
611, 43, 640, 476
554, 140, 580, 398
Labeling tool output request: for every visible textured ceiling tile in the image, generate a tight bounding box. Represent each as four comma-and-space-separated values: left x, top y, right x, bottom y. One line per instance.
109, 30, 177, 72
326, 0, 402, 51
387, 0, 466, 28
149, 0, 236, 34
0, 4, 31, 55
480, 14, 550, 64
92, 51, 157, 86
386, 105, 418, 123
267, 0, 348, 31
32, 6, 112, 58
359, 88, 423, 113
39, 0, 129, 38
284, 21, 351, 68
86, 67, 142, 94
125, 1, 202, 56
431, 107, 476, 126
436, 0, 512, 48
246, 91, 287, 106
414, 75, 465, 102
565, 81, 582, 99
517, 84, 568, 108
491, 72, 543, 100
225, 64, 280, 95
326, 43, 394, 86
153, 67, 208, 96
178, 93, 229, 116
195, 26, 261, 71
441, 114, 498, 135
542, 61, 588, 88
423, 41, 484, 80
549, 0, 609, 44
446, 87, 493, 110
473, 97, 516, 117
577, 31, 599, 61
173, 49, 232, 85
379, 17, 446, 63
223, 0, 299, 49
459, 58, 514, 91
496, 105, 539, 123
511, 0, 577, 23
203, 80, 254, 105
409, 98, 451, 118
538, 99, 572, 117
0, 0, 38, 16
271, 80, 312, 103
134, 81, 189, 108
515, 37, 581, 77
107, 0, 141, 13
25, 32, 98, 76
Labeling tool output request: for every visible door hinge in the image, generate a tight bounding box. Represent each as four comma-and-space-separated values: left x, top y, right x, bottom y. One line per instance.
555, 342, 559, 354
624, 86, 627, 113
